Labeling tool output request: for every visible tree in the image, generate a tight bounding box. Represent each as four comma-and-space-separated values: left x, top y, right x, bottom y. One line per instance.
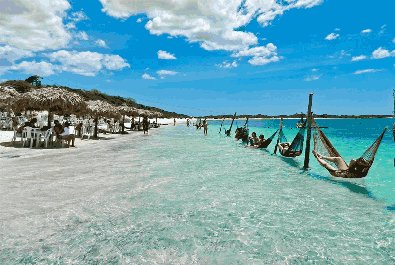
25, 75, 42, 87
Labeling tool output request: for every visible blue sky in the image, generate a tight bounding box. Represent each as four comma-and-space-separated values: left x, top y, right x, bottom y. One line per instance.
0, 0, 394, 116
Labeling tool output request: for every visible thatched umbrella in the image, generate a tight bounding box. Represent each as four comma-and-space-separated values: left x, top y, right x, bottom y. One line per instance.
14, 87, 87, 126
87, 100, 120, 138
117, 104, 140, 133
0, 86, 21, 111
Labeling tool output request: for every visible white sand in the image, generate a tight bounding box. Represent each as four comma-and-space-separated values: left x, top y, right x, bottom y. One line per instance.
0, 118, 189, 160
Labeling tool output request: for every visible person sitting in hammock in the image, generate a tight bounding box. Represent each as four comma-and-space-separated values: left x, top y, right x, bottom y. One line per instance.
256, 134, 268, 148
278, 142, 302, 156
249, 132, 259, 146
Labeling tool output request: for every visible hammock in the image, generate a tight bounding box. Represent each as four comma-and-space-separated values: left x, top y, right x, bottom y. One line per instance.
276, 121, 306, 157
235, 118, 249, 142
257, 129, 279, 148
312, 118, 387, 178
225, 112, 237, 136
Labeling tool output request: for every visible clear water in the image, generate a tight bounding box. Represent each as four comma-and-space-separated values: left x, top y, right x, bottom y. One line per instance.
0, 119, 394, 264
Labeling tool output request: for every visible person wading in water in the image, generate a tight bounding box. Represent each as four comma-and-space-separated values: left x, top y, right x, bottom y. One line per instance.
203, 118, 208, 135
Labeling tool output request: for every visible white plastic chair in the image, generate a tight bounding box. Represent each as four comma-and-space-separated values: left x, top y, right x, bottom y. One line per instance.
11, 130, 23, 144
40, 128, 52, 148
22, 127, 34, 148
82, 125, 92, 140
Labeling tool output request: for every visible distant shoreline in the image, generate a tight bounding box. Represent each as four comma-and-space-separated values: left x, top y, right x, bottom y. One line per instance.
201, 115, 394, 119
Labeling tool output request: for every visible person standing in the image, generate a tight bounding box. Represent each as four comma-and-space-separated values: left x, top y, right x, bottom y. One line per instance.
186, 118, 190, 127
142, 116, 149, 134
203, 118, 208, 135
173, 118, 176, 126
131, 117, 135, 131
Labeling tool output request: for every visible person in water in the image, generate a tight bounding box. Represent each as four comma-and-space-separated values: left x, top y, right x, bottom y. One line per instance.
173, 118, 176, 126
186, 118, 190, 127
203, 119, 208, 135
249, 132, 259, 146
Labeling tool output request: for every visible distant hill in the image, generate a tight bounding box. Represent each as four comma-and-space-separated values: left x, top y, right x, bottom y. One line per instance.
0, 80, 188, 118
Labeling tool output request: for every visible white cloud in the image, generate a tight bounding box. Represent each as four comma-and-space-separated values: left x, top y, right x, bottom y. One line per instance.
354, 69, 382, 75
0, 45, 34, 63
75, 31, 89, 41
372, 47, 395, 59
361, 29, 372, 34
232, 43, 280, 65
0, 0, 72, 51
157, 70, 178, 78
95, 39, 108, 48
70, 11, 88, 23
325, 32, 339, 41
142, 73, 156, 80
157, 50, 176, 60
351, 55, 367, 62
379, 24, 386, 35
304, 75, 321, 81
217, 61, 238, 69
99, 0, 323, 52
66, 11, 88, 30
47, 50, 130, 76
10, 61, 56, 77
136, 18, 143, 23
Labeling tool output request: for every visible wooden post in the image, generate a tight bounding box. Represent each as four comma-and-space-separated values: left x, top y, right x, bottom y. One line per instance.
94, 116, 98, 138
303, 93, 314, 169
47, 111, 51, 127
121, 114, 125, 134
274, 117, 282, 154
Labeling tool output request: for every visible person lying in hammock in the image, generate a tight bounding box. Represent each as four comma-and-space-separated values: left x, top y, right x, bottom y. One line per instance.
312, 150, 349, 172
312, 150, 371, 178
277, 142, 302, 156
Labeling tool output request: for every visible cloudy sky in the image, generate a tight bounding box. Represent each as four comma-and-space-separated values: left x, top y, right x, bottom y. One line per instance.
0, 0, 394, 115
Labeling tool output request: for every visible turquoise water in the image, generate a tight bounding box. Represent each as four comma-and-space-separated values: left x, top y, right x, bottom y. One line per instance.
0, 119, 394, 264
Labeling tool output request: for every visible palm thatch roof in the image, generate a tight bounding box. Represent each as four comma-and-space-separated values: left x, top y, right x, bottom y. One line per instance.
14, 87, 87, 114
0, 86, 21, 110
117, 104, 140, 116
87, 100, 121, 119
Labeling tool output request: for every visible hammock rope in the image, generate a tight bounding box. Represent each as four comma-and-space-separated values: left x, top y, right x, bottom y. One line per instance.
312, 117, 387, 178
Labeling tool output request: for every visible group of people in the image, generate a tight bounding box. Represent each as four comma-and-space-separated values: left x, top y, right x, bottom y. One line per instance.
14, 117, 75, 147
248, 132, 269, 148
194, 118, 208, 135
130, 116, 150, 134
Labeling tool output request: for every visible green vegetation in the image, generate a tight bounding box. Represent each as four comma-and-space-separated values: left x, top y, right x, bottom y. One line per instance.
0, 80, 188, 118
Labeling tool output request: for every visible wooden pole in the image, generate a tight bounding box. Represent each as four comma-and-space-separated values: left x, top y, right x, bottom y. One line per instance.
121, 114, 125, 134
303, 93, 314, 169
94, 116, 98, 138
274, 117, 282, 154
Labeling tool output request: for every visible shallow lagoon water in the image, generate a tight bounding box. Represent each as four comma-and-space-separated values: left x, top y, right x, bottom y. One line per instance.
0, 119, 394, 264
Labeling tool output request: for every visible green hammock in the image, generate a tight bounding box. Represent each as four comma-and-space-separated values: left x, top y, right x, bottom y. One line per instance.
275, 121, 306, 157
